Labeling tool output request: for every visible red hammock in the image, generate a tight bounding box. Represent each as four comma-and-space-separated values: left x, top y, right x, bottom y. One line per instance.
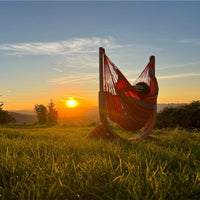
86, 48, 159, 140
102, 50, 159, 137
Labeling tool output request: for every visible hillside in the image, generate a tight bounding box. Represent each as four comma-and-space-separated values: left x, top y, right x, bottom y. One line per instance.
9, 112, 37, 124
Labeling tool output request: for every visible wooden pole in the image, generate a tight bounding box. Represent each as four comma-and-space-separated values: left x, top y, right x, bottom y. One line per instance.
149, 56, 155, 78
99, 47, 106, 124
99, 47, 105, 93
98, 47, 121, 139
152, 55, 155, 75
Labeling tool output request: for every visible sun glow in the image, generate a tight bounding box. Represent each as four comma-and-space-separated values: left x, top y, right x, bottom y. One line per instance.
66, 99, 78, 108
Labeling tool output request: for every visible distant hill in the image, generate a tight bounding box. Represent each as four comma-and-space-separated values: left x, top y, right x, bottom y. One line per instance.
9, 112, 37, 124
9, 110, 36, 116
157, 103, 186, 112
8, 104, 186, 125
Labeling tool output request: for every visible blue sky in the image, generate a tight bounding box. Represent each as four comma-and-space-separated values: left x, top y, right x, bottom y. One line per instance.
0, 1, 200, 110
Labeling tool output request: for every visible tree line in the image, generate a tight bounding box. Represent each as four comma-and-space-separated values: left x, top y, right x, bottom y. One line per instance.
0, 98, 58, 125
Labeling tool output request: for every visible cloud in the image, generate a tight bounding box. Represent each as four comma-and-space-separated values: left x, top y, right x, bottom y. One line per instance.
52, 68, 63, 73
178, 38, 200, 45
157, 61, 200, 71
0, 36, 128, 56
158, 72, 200, 80
49, 72, 98, 85
62, 54, 98, 69
60, 96, 86, 102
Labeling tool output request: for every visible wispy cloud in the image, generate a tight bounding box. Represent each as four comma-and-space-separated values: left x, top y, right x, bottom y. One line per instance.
49, 72, 98, 85
178, 38, 200, 45
60, 95, 86, 103
157, 61, 200, 71
0, 36, 128, 56
52, 68, 63, 73
62, 54, 98, 69
158, 72, 200, 80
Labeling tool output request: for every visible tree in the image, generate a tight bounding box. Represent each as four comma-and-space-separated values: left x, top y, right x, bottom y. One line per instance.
34, 104, 48, 124
47, 99, 58, 124
0, 100, 16, 125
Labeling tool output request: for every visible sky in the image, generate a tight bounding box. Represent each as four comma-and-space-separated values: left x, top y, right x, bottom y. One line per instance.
0, 1, 200, 112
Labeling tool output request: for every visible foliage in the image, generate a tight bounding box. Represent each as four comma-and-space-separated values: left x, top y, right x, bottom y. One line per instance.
0, 101, 3, 110
0, 125, 199, 200
47, 99, 58, 125
34, 100, 58, 125
0, 101, 16, 125
34, 104, 48, 124
155, 101, 200, 129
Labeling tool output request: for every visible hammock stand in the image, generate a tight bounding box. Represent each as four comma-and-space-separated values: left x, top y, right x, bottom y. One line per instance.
86, 47, 158, 140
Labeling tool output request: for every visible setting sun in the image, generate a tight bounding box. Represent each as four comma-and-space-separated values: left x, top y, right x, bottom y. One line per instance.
66, 99, 78, 108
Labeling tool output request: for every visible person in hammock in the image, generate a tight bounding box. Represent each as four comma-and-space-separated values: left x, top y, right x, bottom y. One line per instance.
133, 82, 150, 96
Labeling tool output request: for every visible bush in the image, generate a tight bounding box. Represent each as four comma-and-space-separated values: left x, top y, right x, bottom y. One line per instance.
0, 101, 16, 124
155, 101, 200, 129
0, 110, 16, 125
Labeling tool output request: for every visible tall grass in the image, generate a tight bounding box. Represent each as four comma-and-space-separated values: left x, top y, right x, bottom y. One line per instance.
0, 125, 199, 200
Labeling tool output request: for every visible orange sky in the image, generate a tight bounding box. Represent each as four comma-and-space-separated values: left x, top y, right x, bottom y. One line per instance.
2, 77, 200, 112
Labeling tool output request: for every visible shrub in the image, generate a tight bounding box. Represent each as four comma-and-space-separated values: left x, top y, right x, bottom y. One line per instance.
0, 101, 16, 124
155, 101, 200, 129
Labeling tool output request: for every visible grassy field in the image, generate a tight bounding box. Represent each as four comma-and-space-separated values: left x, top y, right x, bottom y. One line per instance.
0, 125, 200, 200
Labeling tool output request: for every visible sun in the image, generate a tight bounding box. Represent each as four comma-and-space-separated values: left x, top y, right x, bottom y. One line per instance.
66, 99, 78, 108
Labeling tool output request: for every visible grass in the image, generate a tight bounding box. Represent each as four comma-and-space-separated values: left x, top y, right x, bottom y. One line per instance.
0, 125, 200, 200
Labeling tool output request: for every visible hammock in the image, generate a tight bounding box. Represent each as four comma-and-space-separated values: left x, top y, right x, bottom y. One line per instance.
86, 47, 159, 140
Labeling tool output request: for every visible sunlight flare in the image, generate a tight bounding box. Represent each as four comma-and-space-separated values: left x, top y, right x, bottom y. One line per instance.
66, 99, 78, 108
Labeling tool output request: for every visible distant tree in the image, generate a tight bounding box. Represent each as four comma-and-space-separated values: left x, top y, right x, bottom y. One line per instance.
47, 99, 58, 125
0, 100, 16, 125
34, 104, 48, 124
